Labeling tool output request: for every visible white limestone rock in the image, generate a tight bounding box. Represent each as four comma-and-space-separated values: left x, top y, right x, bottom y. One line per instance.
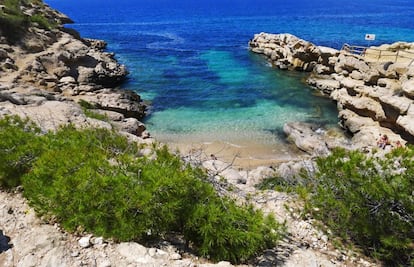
338, 76, 365, 90
331, 88, 386, 120
78, 235, 92, 248
306, 76, 340, 94
283, 122, 330, 156
378, 95, 412, 114
334, 53, 370, 73
402, 79, 414, 98
116, 242, 150, 263
397, 115, 414, 136
377, 78, 401, 91
339, 109, 379, 134
59, 76, 76, 84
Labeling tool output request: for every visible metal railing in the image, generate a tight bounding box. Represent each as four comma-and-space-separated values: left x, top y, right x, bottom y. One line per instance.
341, 43, 414, 66
341, 43, 367, 56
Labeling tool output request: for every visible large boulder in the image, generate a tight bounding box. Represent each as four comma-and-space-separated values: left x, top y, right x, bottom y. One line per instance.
397, 115, 414, 138
377, 78, 401, 91
401, 79, 414, 98
93, 61, 128, 87
378, 94, 411, 115
337, 76, 365, 90
317, 46, 339, 65
112, 117, 147, 137
306, 76, 341, 95
0, 99, 112, 132
334, 53, 370, 74
75, 89, 146, 120
202, 160, 246, 185
331, 88, 386, 121
249, 33, 321, 71
338, 109, 379, 134
283, 122, 330, 156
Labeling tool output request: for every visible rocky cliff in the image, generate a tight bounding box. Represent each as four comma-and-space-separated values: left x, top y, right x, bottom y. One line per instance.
0, 0, 148, 139
249, 32, 414, 152
0, 3, 381, 266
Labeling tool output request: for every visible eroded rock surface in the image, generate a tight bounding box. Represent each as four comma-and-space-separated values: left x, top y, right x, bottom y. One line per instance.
0, 1, 146, 138
0, 4, 385, 267
250, 32, 413, 150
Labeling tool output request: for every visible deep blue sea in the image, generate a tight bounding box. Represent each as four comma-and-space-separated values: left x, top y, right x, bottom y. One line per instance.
45, 0, 414, 161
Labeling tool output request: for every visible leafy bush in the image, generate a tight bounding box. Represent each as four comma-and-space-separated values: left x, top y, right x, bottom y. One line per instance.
185, 197, 280, 263
0, 116, 42, 188
0, 4, 29, 42
78, 99, 96, 109
310, 148, 414, 266
264, 148, 413, 266
77, 100, 109, 121
0, 117, 283, 263
30, 13, 54, 30
0, 0, 53, 42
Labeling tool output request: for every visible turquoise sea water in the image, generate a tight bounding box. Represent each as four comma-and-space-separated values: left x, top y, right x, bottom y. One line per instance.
46, 0, 414, 158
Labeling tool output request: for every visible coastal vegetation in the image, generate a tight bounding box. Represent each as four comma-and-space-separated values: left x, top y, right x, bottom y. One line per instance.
78, 99, 110, 121
0, 115, 283, 264
1, 0, 413, 265
259, 148, 414, 266
0, 0, 54, 41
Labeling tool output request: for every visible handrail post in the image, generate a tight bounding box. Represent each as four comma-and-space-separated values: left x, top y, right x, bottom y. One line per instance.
342, 42, 414, 65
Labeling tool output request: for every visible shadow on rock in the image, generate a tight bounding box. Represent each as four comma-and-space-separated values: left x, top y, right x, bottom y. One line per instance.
0, 230, 13, 253
254, 236, 296, 266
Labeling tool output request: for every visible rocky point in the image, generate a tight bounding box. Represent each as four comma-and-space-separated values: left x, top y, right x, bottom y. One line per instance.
0, 2, 383, 266
249, 32, 414, 154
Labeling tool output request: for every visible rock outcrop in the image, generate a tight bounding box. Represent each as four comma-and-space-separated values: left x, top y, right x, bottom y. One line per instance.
0, 1, 147, 138
283, 122, 353, 156
249, 33, 414, 150
0, 3, 382, 266
249, 33, 324, 71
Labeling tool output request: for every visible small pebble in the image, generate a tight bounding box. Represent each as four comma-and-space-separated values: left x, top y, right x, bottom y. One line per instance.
71, 251, 80, 257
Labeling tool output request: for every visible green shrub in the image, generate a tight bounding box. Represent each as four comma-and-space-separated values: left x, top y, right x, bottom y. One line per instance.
77, 100, 108, 121
78, 99, 96, 109
0, 117, 283, 263
185, 197, 280, 263
84, 109, 109, 121
3, 0, 24, 16
0, 0, 52, 42
278, 148, 414, 266
0, 116, 43, 188
0, 13, 29, 42
30, 14, 54, 30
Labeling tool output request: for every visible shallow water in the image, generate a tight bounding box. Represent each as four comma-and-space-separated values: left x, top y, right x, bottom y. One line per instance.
46, 0, 414, 164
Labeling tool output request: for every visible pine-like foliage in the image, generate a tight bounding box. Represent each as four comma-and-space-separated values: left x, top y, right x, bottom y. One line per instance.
0, 116, 283, 263
308, 148, 413, 266
0, 0, 55, 42
0, 116, 43, 187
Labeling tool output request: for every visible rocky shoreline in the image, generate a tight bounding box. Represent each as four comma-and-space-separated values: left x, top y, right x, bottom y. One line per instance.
249, 32, 414, 155
0, 2, 148, 141
0, 2, 384, 267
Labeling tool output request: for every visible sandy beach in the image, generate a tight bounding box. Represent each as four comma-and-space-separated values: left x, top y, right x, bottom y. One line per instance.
159, 136, 307, 169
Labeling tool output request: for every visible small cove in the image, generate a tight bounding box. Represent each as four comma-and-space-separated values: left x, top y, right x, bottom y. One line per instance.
137, 50, 339, 167
46, 0, 414, 166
